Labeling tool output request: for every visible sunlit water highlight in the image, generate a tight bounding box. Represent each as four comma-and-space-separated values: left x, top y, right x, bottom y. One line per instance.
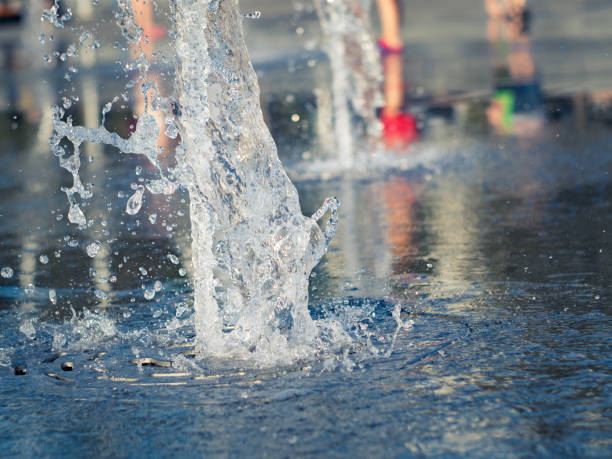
43, 0, 393, 365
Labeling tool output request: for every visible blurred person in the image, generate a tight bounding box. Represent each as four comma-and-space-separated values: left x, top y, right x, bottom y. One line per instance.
485, 0, 527, 20
376, 0, 417, 148
376, 0, 402, 53
130, 0, 176, 223
485, 0, 543, 136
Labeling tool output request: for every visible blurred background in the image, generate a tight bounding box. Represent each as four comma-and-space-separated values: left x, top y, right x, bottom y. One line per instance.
1, 1, 612, 154
1, 0, 611, 300
0, 2, 611, 456
0, 0, 611, 304
0, 0, 611, 309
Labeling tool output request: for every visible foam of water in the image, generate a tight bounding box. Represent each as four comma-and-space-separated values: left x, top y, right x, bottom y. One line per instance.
46, 0, 343, 365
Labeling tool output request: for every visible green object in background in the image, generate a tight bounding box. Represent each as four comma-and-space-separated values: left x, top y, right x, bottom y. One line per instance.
493, 89, 515, 133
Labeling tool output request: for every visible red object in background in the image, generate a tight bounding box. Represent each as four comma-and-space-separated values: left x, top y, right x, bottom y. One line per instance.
143, 24, 167, 40
381, 112, 418, 147
377, 38, 404, 55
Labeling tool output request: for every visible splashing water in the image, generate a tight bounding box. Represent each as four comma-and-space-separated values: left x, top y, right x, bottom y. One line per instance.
1, 267, 14, 279
314, 0, 383, 165
46, 0, 341, 365
173, 0, 342, 363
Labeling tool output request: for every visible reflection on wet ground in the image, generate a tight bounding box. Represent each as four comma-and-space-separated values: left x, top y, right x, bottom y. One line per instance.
0, 0, 611, 456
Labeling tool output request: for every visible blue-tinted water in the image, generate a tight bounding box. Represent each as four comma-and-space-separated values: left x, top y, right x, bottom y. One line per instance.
1, 119, 610, 456
1, 1, 612, 457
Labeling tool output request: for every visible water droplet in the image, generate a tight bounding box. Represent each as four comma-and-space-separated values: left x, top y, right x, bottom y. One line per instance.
291, 113, 300, 122
176, 303, 188, 318
86, 241, 101, 258
167, 253, 179, 265
19, 320, 36, 339
126, 187, 144, 215
79, 31, 91, 46
154, 280, 162, 292
135, 165, 142, 176
66, 43, 77, 57
244, 11, 261, 19
49, 289, 57, 305
144, 288, 155, 300
148, 213, 157, 224
42, 54, 52, 63
39, 254, 49, 264
94, 289, 107, 300
1, 267, 13, 278
102, 102, 112, 117
25, 283, 35, 295
60, 9, 72, 24
179, 268, 187, 277
68, 204, 86, 226
165, 119, 179, 139
139, 267, 148, 276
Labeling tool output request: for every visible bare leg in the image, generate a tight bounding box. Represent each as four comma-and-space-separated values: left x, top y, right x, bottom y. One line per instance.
376, 0, 417, 147
381, 52, 403, 118
376, 0, 403, 50
130, 0, 169, 152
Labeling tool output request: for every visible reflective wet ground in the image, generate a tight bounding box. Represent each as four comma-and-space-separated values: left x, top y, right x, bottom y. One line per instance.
1, 1, 611, 457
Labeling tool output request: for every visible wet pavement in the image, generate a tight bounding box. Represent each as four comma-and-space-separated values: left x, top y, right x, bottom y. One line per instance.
0, 1, 611, 457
